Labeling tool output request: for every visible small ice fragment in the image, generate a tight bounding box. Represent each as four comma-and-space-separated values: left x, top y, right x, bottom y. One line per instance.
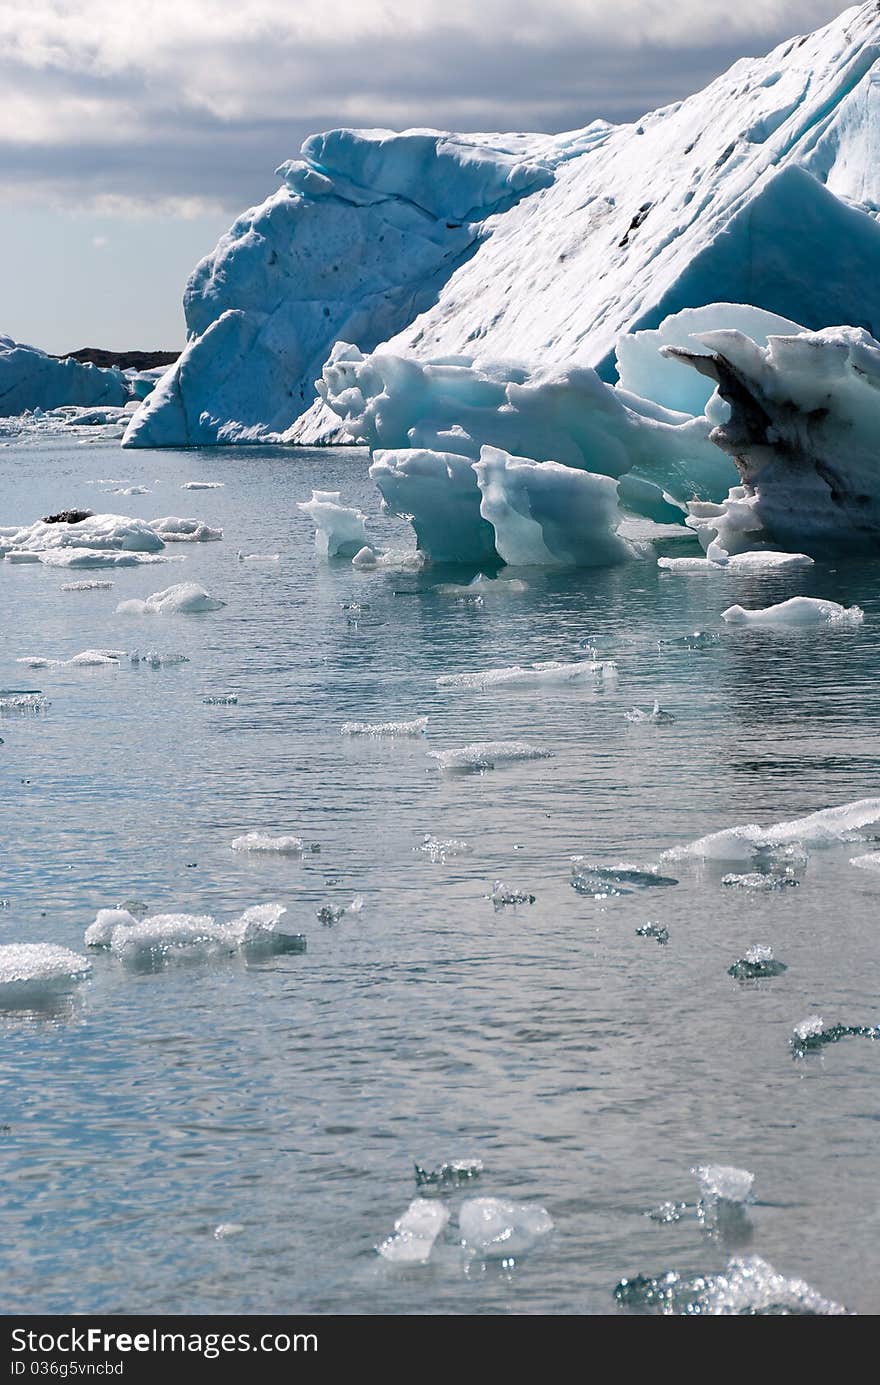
436, 575, 528, 598
61, 580, 113, 591
722, 597, 863, 627
692, 1165, 755, 1205
636, 922, 669, 945
351, 545, 378, 568
789, 1015, 879, 1058
647, 1201, 687, 1224
614, 1255, 848, 1314
231, 832, 304, 855
341, 717, 428, 737
317, 896, 363, 925
0, 943, 91, 1006
414, 1159, 483, 1188
657, 631, 720, 650
0, 694, 49, 713
149, 516, 222, 542
182, 481, 224, 489
436, 659, 610, 691
203, 694, 238, 705
84, 908, 139, 948
458, 1197, 553, 1261
116, 582, 225, 615
728, 945, 788, 979
213, 1223, 244, 1240
488, 880, 535, 909
626, 700, 675, 724
415, 835, 471, 864
377, 1199, 450, 1265
133, 651, 189, 668
721, 872, 798, 890
428, 741, 551, 773
237, 551, 280, 562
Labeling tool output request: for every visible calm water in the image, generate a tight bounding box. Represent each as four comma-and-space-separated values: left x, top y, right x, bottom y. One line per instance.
0, 434, 878, 1315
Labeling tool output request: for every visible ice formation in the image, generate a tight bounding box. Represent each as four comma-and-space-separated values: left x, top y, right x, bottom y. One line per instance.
663, 796, 880, 863
316, 896, 364, 925
0, 943, 91, 1006
414, 1159, 483, 1188
458, 1197, 553, 1261
182, 481, 224, 490
571, 862, 679, 896
0, 336, 128, 415
790, 1014, 880, 1058
614, 1255, 848, 1315
89, 903, 304, 966
692, 1165, 755, 1206
124, 5, 880, 449
297, 491, 369, 558
658, 550, 814, 574
635, 922, 669, 945
377, 1198, 450, 1266
0, 694, 49, 712
0, 512, 166, 567
231, 832, 304, 855
850, 851, 880, 871
428, 741, 552, 772
61, 580, 114, 591
341, 717, 428, 737
721, 597, 864, 627
116, 583, 226, 615
436, 659, 611, 691
415, 835, 471, 864
17, 650, 126, 670
84, 907, 141, 948
149, 516, 222, 543
488, 881, 536, 909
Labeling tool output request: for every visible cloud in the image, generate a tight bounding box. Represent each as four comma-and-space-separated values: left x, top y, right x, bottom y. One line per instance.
0, 1, 855, 214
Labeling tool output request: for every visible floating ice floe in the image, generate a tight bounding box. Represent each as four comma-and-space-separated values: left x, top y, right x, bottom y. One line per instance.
625, 701, 675, 724
149, 515, 223, 542
436, 659, 614, 691
662, 796, 880, 864
0, 693, 49, 712
658, 550, 813, 573
436, 575, 528, 599
692, 1165, 755, 1206
414, 1159, 483, 1188
341, 717, 428, 737
0, 512, 166, 567
721, 872, 798, 891
86, 903, 305, 966
636, 922, 669, 945
571, 862, 679, 896
182, 481, 224, 490
790, 1014, 880, 1059
721, 597, 863, 627
728, 945, 788, 979
116, 582, 226, 615
297, 491, 369, 558
458, 1197, 553, 1261
214, 1223, 245, 1240
377, 1199, 450, 1265
614, 1255, 848, 1315
231, 832, 304, 855
61, 579, 114, 591
488, 880, 535, 909
317, 896, 364, 925
849, 852, 880, 872
0, 943, 91, 1007
350, 544, 424, 572
16, 649, 126, 669
415, 835, 472, 864
428, 741, 551, 772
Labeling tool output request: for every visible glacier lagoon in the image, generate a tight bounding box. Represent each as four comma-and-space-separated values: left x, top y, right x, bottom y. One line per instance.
1, 432, 880, 1315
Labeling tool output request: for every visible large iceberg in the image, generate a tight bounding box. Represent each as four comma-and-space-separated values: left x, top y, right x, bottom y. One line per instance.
122, 6, 880, 448
0, 336, 129, 416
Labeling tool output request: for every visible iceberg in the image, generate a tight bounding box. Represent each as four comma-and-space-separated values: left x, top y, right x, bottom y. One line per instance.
115, 583, 226, 616
297, 491, 369, 558
122, 6, 880, 448
0, 336, 128, 416
149, 516, 223, 543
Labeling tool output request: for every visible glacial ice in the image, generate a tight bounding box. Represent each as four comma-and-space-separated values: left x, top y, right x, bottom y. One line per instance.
17, 650, 125, 670
297, 491, 369, 559
0, 336, 128, 416
231, 832, 304, 855
0, 512, 166, 567
662, 797, 880, 863
377, 1198, 450, 1266
722, 598, 864, 627
488, 881, 536, 910
428, 742, 552, 772
61, 580, 114, 591
182, 481, 224, 490
84, 908, 141, 948
116, 583, 226, 616
614, 1255, 848, 1315
341, 717, 428, 737
369, 449, 497, 565
728, 945, 788, 979
635, 922, 669, 945
0, 693, 49, 712
0, 943, 91, 1006
692, 1165, 755, 1206
458, 1197, 553, 1261
95, 904, 304, 966
149, 516, 223, 543
658, 550, 814, 574
436, 659, 611, 691
790, 1014, 880, 1058
415, 835, 471, 864
571, 862, 679, 896
721, 873, 798, 891
316, 896, 364, 925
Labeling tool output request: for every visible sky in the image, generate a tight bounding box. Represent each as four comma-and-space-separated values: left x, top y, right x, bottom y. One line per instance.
0, 0, 857, 352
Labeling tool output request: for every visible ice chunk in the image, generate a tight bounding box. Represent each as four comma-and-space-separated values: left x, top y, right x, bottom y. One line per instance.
131, 651, 189, 668
297, 490, 369, 559
436, 574, 528, 599
790, 1015, 880, 1058
571, 861, 679, 896
721, 872, 798, 890
0, 512, 165, 561
377, 1198, 450, 1265
625, 701, 675, 724
61, 580, 114, 591
84, 908, 140, 948
722, 597, 863, 627
16, 649, 124, 669
103, 903, 303, 967
663, 797, 880, 863
458, 1197, 553, 1261
0, 337, 127, 414
614, 1255, 848, 1315
149, 516, 222, 542
0, 943, 91, 1006
213, 1223, 245, 1240
341, 717, 428, 737
182, 481, 224, 490
428, 741, 551, 772
238, 550, 280, 562
692, 1165, 755, 1205
116, 582, 225, 615
0, 694, 49, 712
415, 835, 471, 864
231, 832, 304, 855
414, 1159, 483, 1188
658, 550, 813, 573
488, 881, 535, 909
636, 922, 669, 945
657, 631, 720, 649
437, 659, 610, 690
370, 449, 497, 565
317, 896, 364, 925
728, 945, 788, 979
203, 694, 238, 705
850, 852, 880, 872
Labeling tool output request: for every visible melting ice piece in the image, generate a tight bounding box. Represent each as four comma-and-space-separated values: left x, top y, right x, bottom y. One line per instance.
692, 1165, 755, 1205
790, 1014, 880, 1058
662, 797, 880, 864
437, 659, 613, 690
182, 481, 224, 490
436, 575, 528, 599
571, 861, 679, 896
722, 597, 863, 627
214, 1223, 245, 1240
625, 700, 675, 724
61, 580, 114, 591
728, 945, 788, 979
488, 880, 535, 909
657, 631, 720, 650
116, 582, 225, 615
849, 852, 880, 872
317, 896, 364, 925
149, 516, 223, 542
84, 908, 140, 948
341, 717, 428, 737
238, 550, 280, 562
614, 1255, 848, 1315
101, 903, 304, 967
428, 741, 551, 773
0, 943, 91, 1006
16, 649, 124, 669
458, 1197, 553, 1261
297, 490, 369, 558
721, 872, 798, 890
203, 694, 238, 705
231, 832, 304, 855
0, 694, 49, 712
414, 1159, 483, 1188
636, 922, 669, 945
415, 835, 472, 864
377, 1199, 450, 1265
658, 551, 813, 573
132, 651, 189, 668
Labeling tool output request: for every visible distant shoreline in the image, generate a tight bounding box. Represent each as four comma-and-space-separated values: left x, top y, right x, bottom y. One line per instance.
51, 347, 179, 371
